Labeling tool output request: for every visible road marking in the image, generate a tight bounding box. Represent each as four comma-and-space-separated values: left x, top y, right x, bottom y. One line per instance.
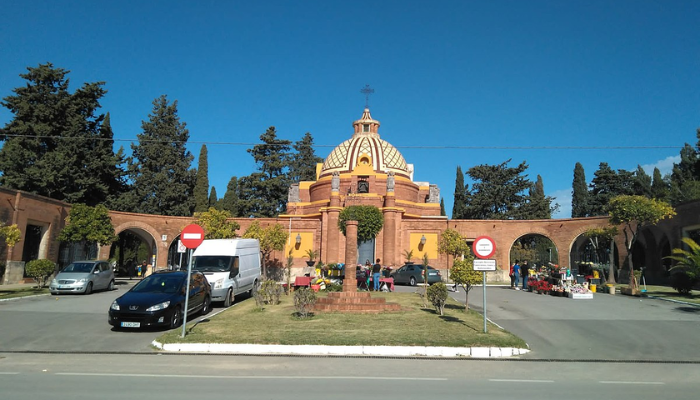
55, 373, 446, 381
0, 372, 19, 375
489, 379, 554, 383
599, 381, 665, 385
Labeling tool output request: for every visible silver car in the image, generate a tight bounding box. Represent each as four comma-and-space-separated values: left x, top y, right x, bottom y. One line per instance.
49, 260, 115, 295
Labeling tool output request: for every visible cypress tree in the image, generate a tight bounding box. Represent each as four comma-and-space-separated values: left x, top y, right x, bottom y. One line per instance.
209, 186, 218, 209
220, 176, 241, 217
571, 162, 589, 217
651, 167, 669, 201
194, 144, 210, 212
633, 165, 652, 198
452, 166, 466, 219
440, 198, 446, 216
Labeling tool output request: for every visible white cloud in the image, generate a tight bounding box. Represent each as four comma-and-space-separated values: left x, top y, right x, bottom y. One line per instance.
641, 155, 680, 176
549, 188, 572, 219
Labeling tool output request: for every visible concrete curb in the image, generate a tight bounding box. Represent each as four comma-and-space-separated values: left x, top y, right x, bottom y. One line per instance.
643, 294, 700, 308
151, 340, 530, 358
0, 293, 49, 302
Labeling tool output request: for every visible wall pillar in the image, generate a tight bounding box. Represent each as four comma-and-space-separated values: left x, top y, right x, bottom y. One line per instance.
325, 193, 341, 264
343, 220, 358, 292
382, 194, 397, 266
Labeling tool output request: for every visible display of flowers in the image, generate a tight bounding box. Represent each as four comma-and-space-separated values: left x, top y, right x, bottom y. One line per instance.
570, 283, 590, 294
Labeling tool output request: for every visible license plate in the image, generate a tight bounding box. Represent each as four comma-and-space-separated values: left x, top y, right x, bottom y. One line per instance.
59, 285, 70, 289
120, 322, 140, 328
429, 272, 437, 275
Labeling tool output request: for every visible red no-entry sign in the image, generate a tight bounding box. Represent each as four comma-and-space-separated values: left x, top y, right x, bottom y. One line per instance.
473, 236, 496, 259
180, 224, 205, 249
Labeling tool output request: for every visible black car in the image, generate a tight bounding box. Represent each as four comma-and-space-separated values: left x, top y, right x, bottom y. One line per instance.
391, 264, 442, 286
108, 271, 211, 330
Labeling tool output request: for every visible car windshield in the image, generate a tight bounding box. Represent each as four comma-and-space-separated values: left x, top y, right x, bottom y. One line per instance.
62, 263, 94, 273
193, 256, 232, 272
131, 275, 183, 294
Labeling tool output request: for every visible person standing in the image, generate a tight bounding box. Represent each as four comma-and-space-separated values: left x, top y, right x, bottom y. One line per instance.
521, 260, 529, 290
509, 262, 515, 288
372, 258, 382, 291
512, 260, 521, 290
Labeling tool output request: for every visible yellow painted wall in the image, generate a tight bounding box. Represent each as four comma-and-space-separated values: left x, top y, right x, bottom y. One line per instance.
410, 233, 438, 261
284, 232, 316, 259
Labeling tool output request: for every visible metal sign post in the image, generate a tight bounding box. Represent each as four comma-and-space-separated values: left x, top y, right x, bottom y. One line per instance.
473, 241, 497, 334
179, 224, 205, 338
181, 248, 193, 338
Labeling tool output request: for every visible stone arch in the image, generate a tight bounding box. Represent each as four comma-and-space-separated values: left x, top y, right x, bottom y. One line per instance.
105, 221, 162, 274
569, 228, 620, 280
508, 232, 559, 270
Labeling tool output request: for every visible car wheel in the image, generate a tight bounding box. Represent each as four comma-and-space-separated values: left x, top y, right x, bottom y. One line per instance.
108, 280, 115, 291
409, 276, 417, 286
201, 296, 211, 315
223, 288, 234, 307
84, 282, 93, 295
169, 307, 182, 329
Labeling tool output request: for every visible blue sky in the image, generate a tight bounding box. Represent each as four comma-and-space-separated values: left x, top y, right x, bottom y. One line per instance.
1, 1, 698, 218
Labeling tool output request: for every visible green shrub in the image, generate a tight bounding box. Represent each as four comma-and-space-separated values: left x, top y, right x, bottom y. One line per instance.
669, 268, 697, 295
293, 287, 317, 318
25, 259, 56, 288
427, 282, 448, 315
325, 282, 343, 292
259, 279, 283, 306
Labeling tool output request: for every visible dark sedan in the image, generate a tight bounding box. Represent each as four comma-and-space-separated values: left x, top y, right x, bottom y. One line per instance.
391, 264, 442, 286
108, 271, 211, 330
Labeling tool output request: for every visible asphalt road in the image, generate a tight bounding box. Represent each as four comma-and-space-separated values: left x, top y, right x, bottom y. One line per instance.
394, 284, 700, 361
1, 353, 699, 400
2, 279, 700, 362
0, 279, 227, 352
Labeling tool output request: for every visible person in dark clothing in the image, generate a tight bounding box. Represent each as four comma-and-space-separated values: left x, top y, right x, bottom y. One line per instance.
372, 258, 382, 291
521, 260, 529, 290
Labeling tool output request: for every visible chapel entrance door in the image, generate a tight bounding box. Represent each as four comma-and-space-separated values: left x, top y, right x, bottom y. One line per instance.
357, 239, 375, 266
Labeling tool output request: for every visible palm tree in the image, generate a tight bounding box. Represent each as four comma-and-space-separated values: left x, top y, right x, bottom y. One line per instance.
665, 237, 700, 294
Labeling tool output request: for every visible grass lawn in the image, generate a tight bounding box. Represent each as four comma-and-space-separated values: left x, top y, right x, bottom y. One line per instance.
157, 291, 526, 349
0, 286, 48, 300
637, 284, 700, 305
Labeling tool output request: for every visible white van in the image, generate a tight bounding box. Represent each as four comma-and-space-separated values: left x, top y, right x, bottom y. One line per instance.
192, 239, 261, 307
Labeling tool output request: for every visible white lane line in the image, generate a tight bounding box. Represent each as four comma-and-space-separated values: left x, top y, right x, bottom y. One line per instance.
599, 381, 665, 385
489, 379, 554, 383
0, 372, 19, 375
55, 373, 446, 381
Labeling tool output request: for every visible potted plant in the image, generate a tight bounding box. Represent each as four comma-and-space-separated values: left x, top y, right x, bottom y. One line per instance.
305, 249, 318, 267
403, 249, 414, 264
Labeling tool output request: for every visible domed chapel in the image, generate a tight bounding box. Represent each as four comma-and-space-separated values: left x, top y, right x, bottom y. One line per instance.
281, 107, 444, 267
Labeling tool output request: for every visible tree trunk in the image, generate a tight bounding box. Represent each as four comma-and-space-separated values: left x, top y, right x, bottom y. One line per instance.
464, 286, 469, 311
607, 240, 616, 284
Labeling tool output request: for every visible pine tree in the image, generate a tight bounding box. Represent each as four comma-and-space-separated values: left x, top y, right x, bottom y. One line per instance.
651, 167, 669, 201
440, 198, 446, 216
572, 162, 589, 217
194, 144, 210, 212
208, 186, 218, 209
289, 132, 322, 182
588, 163, 633, 216
220, 176, 241, 216
632, 165, 652, 198
0, 63, 124, 205
242, 127, 291, 217
452, 166, 466, 219
670, 143, 700, 204
124, 95, 195, 216
463, 159, 532, 220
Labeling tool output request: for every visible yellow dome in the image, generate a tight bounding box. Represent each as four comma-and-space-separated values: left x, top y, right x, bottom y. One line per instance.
319, 108, 410, 178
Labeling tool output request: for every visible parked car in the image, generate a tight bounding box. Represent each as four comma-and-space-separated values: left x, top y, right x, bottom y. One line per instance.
108, 270, 211, 330
49, 260, 115, 295
391, 263, 442, 286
